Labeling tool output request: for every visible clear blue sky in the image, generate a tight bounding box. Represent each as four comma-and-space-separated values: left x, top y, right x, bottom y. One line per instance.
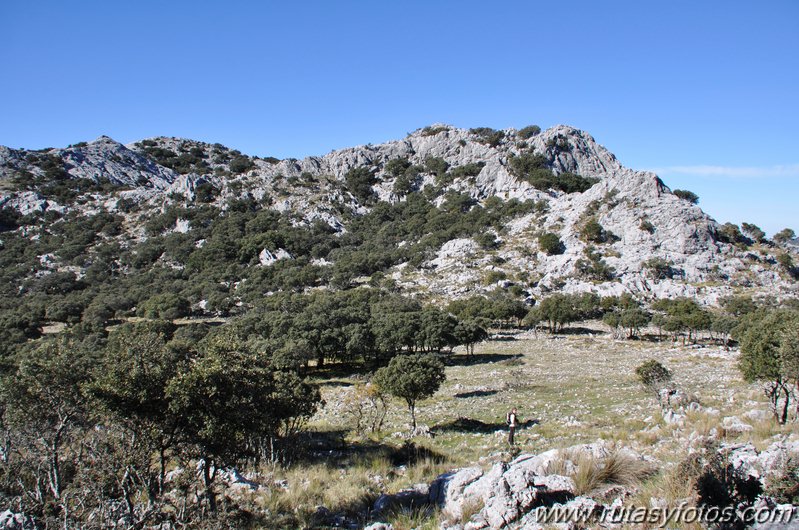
1, 1, 797, 235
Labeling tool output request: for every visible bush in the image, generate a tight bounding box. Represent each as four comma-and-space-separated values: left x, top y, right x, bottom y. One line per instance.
642, 257, 674, 279
581, 218, 607, 243
469, 127, 505, 147
639, 219, 655, 233
345, 167, 377, 203
517, 125, 541, 139
508, 153, 598, 193
137, 293, 191, 320
716, 222, 748, 246
774, 228, 796, 244
538, 232, 564, 255
635, 359, 672, 394
741, 222, 766, 243
765, 456, 799, 504
420, 126, 448, 137
673, 189, 699, 204
424, 156, 449, 177
385, 157, 412, 178
575, 247, 616, 281
229, 156, 255, 174
449, 162, 485, 180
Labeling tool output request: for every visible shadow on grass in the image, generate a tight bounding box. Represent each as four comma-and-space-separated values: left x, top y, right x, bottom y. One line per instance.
291, 430, 447, 467
445, 353, 523, 367
318, 380, 354, 388
453, 389, 499, 399
432, 417, 541, 435
554, 326, 604, 336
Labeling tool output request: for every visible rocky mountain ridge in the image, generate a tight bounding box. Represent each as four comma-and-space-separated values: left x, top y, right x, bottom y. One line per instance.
1, 124, 796, 306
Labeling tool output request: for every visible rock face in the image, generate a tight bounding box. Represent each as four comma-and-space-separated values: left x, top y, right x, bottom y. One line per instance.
367, 440, 799, 530
1, 124, 796, 304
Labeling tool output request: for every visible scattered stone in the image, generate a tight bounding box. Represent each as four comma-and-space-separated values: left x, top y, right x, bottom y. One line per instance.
722, 416, 754, 434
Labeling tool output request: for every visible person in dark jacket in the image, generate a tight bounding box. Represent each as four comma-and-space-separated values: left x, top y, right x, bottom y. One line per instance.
506, 407, 518, 445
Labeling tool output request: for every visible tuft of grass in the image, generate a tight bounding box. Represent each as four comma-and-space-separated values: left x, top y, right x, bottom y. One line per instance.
570, 450, 657, 496
384, 506, 440, 530
459, 496, 485, 524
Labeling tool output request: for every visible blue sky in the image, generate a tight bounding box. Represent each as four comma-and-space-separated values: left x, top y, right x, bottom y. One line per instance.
1, 1, 797, 235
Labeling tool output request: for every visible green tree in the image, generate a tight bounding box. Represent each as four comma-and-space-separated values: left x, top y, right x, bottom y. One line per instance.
345, 167, 377, 204
635, 359, 673, 404
2, 337, 94, 501
385, 157, 412, 177
453, 318, 489, 356
373, 353, 446, 430
711, 313, 738, 349
717, 222, 748, 246
673, 189, 699, 204
773, 228, 796, 244
89, 321, 185, 500
619, 308, 651, 339
581, 218, 607, 243
534, 293, 579, 333
741, 222, 766, 243
735, 309, 799, 423
166, 330, 320, 510
642, 257, 674, 279
138, 293, 191, 320
424, 156, 449, 177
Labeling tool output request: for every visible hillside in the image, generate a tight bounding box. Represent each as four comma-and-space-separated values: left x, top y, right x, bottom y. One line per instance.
2, 125, 799, 528
1, 124, 796, 320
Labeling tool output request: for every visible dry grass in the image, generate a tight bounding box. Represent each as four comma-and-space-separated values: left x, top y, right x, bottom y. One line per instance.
251, 327, 795, 524
570, 450, 657, 496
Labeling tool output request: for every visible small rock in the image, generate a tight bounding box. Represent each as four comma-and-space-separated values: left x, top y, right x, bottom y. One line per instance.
722, 416, 754, 434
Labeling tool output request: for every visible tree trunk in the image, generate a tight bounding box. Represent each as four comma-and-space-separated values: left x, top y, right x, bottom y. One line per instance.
202, 458, 217, 512
408, 402, 416, 431
780, 385, 790, 425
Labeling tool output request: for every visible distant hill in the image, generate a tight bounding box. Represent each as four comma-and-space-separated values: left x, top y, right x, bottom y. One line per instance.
1, 124, 796, 322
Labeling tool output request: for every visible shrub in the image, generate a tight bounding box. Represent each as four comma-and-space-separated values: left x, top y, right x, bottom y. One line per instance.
420, 126, 448, 137
574, 247, 616, 281
673, 189, 699, 204
137, 293, 191, 320
508, 153, 597, 193
642, 257, 674, 279
716, 222, 748, 246
581, 218, 607, 243
774, 228, 796, 244
449, 162, 485, 180
635, 359, 672, 394
777, 253, 796, 274
538, 232, 564, 255
517, 125, 541, 139
385, 157, 412, 178
639, 219, 655, 233
469, 127, 505, 147
345, 167, 377, 203
741, 222, 766, 243
424, 156, 449, 177
765, 456, 799, 504
229, 156, 255, 174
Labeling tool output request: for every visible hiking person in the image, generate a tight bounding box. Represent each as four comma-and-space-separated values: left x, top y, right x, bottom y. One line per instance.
506, 407, 518, 445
